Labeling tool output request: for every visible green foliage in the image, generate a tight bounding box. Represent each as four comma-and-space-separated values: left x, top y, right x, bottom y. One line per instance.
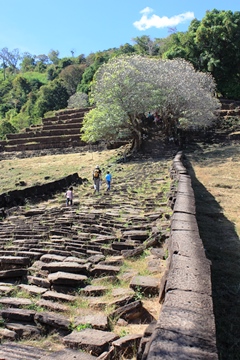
59, 64, 86, 95
0, 120, 16, 139
81, 55, 220, 150
67, 92, 89, 109
75, 323, 92, 331
34, 80, 68, 117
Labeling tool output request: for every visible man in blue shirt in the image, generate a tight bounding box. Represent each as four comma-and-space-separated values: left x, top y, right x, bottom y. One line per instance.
105, 171, 112, 191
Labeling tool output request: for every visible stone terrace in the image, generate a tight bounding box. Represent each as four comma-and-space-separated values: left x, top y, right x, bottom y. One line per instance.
0, 108, 91, 152
0, 157, 173, 359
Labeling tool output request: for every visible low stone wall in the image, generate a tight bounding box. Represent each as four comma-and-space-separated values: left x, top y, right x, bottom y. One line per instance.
0, 173, 84, 210
145, 151, 218, 359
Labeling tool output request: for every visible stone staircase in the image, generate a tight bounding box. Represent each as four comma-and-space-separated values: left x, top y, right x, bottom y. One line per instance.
0, 108, 91, 153
0, 157, 173, 359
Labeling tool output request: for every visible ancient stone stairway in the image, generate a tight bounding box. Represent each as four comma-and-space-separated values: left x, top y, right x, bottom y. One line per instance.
0, 158, 172, 359
0, 108, 91, 153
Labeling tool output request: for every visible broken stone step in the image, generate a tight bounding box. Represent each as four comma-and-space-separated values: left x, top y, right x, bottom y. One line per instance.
0, 268, 27, 280
63, 328, 119, 356
0, 256, 31, 268
18, 284, 48, 296
34, 311, 71, 333
110, 300, 143, 322
90, 264, 121, 277
41, 290, 76, 303
80, 285, 108, 296
87, 254, 105, 264
111, 241, 139, 251
48, 249, 72, 256
6, 322, 41, 339
17, 251, 43, 260
40, 349, 97, 360
36, 299, 69, 312
74, 313, 109, 331
42, 261, 90, 275
0, 284, 14, 296
130, 275, 160, 296
0, 342, 48, 360
48, 271, 88, 287
40, 254, 67, 263
0, 308, 36, 322
27, 275, 51, 288
0, 297, 32, 308
0, 328, 17, 341
122, 230, 150, 241
64, 256, 88, 264
112, 333, 142, 359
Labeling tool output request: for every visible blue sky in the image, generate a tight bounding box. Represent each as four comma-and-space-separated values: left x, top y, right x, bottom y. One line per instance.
0, 0, 239, 59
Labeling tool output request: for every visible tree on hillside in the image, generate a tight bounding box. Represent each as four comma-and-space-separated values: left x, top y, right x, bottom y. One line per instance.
81, 55, 220, 150
0, 48, 20, 70
163, 9, 240, 98
33, 80, 68, 117
59, 64, 86, 95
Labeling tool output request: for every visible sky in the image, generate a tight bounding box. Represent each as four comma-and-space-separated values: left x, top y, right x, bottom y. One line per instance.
0, 0, 239, 59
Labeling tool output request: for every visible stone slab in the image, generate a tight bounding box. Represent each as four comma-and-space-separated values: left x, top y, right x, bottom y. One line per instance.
63, 328, 119, 356
166, 254, 212, 295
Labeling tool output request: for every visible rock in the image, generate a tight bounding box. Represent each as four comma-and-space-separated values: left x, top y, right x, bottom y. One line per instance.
48, 271, 88, 287
110, 300, 143, 322
0, 308, 35, 322
130, 276, 160, 296
34, 311, 71, 333
74, 313, 109, 331
63, 328, 119, 356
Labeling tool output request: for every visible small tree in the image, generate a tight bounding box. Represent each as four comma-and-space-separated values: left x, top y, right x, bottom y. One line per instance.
81, 55, 220, 150
67, 92, 89, 109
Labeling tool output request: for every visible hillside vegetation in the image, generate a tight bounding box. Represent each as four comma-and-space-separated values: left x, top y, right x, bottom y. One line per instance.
0, 9, 240, 141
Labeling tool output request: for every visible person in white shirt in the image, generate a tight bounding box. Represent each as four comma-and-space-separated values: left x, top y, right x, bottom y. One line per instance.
66, 186, 73, 205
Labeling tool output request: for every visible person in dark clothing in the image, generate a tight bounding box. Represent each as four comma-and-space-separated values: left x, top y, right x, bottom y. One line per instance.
93, 165, 102, 194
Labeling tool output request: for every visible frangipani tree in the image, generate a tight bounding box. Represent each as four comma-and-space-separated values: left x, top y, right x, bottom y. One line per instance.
81, 55, 220, 150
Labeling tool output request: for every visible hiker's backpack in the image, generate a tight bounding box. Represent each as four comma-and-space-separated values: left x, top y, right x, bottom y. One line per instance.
93, 169, 100, 178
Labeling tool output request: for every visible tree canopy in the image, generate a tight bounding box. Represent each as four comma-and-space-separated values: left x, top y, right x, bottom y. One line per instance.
0, 8, 239, 140
81, 55, 220, 150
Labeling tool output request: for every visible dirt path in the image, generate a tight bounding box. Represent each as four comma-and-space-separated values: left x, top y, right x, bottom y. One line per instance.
185, 142, 240, 360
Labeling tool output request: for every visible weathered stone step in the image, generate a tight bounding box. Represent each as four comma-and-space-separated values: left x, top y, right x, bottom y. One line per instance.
63, 328, 119, 356
0, 343, 48, 360
0, 297, 32, 308
42, 261, 90, 275
48, 271, 88, 288
40, 349, 97, 360
0, 268, 27, 279
90, 264, 121, 277
0, 256, 31, 269
80, 285, 108, 296
0, 308, 36, 322
41, 290, 76, 303
18, 284, 48, 296
6, 322, 41, 339
34, 311, 71, 334
130, 275, 160, 296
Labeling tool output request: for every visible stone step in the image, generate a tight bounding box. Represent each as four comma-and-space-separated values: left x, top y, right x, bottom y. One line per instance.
63, 328, 119, 356
0, 343, 48, 360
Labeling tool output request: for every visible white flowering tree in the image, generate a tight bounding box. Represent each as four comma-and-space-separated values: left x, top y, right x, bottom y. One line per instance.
81, 55, 220, 150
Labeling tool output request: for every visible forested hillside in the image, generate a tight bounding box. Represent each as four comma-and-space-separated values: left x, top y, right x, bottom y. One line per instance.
0, 8, 240, 140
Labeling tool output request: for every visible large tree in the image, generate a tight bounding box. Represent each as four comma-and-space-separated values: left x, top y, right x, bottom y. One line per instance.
81, 55, 220, 150
163, 9, 240, 98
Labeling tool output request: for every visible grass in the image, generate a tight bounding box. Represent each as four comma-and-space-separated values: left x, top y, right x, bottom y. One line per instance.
0, 148, 120, 193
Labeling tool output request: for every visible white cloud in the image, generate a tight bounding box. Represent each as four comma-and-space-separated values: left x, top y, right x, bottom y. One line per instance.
133, 8, 195, 31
